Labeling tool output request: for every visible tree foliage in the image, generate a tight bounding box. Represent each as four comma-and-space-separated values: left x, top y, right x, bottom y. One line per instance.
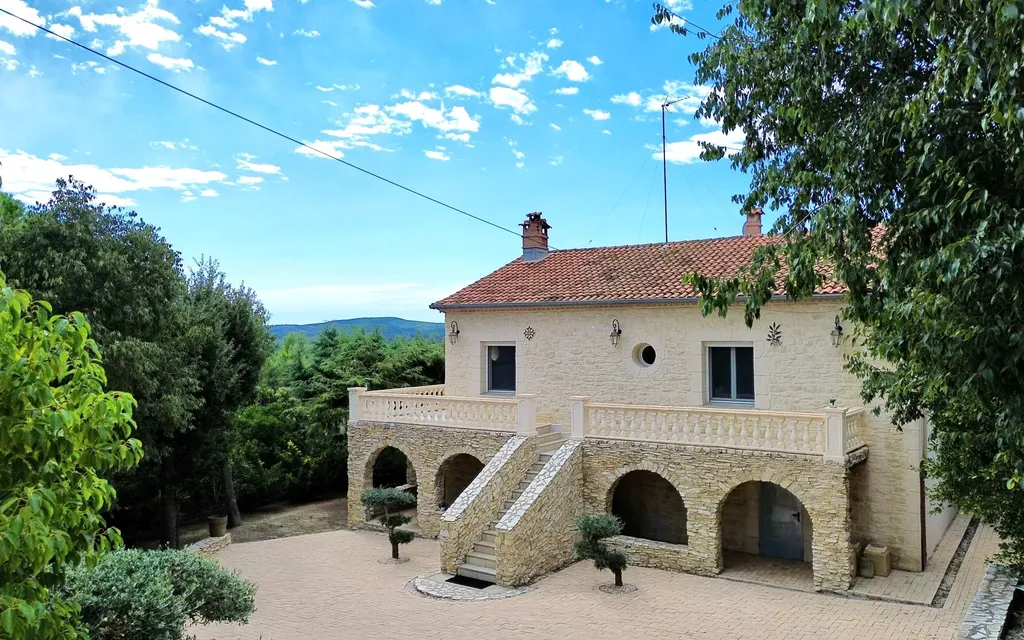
574, 514, 627, 587
0, 272, 142, 638
361, 488, 416, 559
57, 549, 256, 640
655, 0, 1024, 566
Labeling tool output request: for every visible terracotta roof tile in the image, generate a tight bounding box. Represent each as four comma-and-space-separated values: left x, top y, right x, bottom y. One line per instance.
431, 234, 847, 309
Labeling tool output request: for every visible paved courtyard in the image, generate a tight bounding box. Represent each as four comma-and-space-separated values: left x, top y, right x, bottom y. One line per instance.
195, 525, 999, 640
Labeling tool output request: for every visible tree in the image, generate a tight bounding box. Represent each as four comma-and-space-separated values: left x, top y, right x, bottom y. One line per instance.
360, 488, 416, 559
0, 177, 199, 548
0, 272, 143, 638
574, 514, 628, 587
654, 0, 1024, 567
0, 193, 25, 230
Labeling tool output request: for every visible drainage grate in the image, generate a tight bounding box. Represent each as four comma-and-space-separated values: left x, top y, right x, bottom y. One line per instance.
446, 574, 493, 590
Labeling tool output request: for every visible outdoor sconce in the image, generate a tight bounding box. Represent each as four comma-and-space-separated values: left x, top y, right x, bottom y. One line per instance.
830, 316, 843, 348
609, 319, 622, 347
448, 321, 460, 346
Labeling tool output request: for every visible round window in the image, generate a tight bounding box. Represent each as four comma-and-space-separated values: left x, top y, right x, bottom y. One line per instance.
632, 343, 657, 367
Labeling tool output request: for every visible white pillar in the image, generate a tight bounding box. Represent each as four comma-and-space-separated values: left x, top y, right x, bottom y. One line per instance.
823, 406, 849, 463
348, 387, 367, 423
516, 393, 537, 436
569, 396, 591, 440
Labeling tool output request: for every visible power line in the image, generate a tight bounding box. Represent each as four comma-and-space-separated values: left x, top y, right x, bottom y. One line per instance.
587, 155, 650, 245
655, 5, 723, 40
0, 7, 528, 243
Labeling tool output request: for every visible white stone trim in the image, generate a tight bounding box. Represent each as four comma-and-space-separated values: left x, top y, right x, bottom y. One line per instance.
442, 436, 528, 522
495, 440, 582, 531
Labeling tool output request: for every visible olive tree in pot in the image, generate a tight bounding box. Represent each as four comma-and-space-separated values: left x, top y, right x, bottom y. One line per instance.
575, 514, 629, 588
361, 487, 416, 559
205, 477, 229, 538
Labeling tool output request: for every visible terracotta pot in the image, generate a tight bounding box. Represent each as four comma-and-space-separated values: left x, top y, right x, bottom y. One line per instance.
207, 515, 228, 538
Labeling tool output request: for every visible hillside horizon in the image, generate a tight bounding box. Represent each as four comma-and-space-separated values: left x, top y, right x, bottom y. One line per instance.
270, 316, 445, 341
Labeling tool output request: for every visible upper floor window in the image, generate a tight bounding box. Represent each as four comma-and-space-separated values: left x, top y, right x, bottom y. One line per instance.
708, 345, 754, 403
487, 345, 516, 393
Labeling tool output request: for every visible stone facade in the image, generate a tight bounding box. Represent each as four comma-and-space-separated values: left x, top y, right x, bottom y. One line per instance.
443, 301, 927, 571
439, 436, 536, 573
347, 421, 513, 538
494, 440, 583, 586
582, 437, 855, 592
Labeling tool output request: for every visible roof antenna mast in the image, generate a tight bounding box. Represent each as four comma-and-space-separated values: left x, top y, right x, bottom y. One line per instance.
661, 96, 685, 246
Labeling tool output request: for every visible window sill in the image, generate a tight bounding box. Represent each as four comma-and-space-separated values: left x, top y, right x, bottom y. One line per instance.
484, 390, 516, 397
706, 400, 756, 409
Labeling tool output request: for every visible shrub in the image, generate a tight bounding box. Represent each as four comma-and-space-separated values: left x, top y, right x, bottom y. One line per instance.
58, 549, 256, 640
361, 488, 416, 559
574, 514, 628, 587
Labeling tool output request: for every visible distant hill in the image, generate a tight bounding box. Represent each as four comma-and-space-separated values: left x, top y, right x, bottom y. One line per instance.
270, 317, 445, 341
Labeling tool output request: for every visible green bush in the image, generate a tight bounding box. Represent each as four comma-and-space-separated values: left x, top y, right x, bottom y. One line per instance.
361, 488, 416, 559
575, 514, 628, 587
57, 549, 256, 640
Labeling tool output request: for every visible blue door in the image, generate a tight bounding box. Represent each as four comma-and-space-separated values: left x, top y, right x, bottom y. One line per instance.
759, 483, 804, 561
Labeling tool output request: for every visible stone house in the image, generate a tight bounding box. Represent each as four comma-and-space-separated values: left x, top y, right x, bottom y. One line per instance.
347, 211, 956, 592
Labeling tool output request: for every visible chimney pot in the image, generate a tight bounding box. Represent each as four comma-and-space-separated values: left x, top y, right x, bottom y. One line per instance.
521, 212, 551, 262
743, 207, 763, 237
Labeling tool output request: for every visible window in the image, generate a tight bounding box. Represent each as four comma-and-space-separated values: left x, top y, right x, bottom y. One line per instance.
487, 345, 516, 392
633, 343, 657, 367
708, 346, 754, 403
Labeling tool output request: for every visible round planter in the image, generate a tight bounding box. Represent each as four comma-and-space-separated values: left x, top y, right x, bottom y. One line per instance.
207, 515, 228, 538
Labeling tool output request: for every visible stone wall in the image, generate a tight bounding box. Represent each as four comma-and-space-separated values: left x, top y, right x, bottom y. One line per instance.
443, 301, 924, 572
494, 440, 583, 586
721, 481, 759, 554
611, 470, 688, 544
606, 536, 696, 574
439, 436, 537, 573
438, 454, 485, 507
347, 421, 513, 538
582, 437, 855, 592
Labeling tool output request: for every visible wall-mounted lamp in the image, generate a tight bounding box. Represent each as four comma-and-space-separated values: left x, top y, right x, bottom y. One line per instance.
609, 319, 622, 347
830, 316, 843, 348
448, 320, 460, 346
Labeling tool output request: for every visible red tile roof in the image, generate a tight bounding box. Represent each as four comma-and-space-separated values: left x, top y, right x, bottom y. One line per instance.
431, 234, 846, 309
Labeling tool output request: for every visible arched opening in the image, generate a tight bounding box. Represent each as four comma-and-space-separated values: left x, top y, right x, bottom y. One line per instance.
720, 481, 813, 586
364, 446, 418, 531
609, 470, 688, 544
434, 453, 484, 511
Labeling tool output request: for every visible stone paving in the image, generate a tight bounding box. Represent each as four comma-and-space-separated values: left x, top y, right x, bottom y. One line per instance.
412, 573, 533, 601
957, 563, 1019, 639
194, 523, 1000, 640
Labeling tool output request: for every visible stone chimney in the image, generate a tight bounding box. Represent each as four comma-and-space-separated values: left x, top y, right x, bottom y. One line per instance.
742, 207, 763, 237
521, 212, 551, 262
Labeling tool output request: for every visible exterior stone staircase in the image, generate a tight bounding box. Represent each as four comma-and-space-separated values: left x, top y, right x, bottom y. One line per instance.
455, 425, 565, 584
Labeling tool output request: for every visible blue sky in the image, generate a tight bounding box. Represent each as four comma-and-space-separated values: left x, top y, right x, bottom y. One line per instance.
0, 0, 755, 323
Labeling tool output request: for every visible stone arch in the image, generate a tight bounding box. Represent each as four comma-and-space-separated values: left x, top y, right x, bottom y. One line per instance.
434, 452, 485, 510
718, 473, 814, 567
364, 445, 420, 489
605, 464, 689, 545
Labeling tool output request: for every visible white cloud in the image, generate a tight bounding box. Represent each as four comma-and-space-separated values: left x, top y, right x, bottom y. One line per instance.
551, 59, 589, 82
147, 52, 193, 71
653, 128, 745, 164
256, 56, 276, 66
602, 129, 611, 135
554, 87, 578, 95
152, 140, 197, 150
651, 11, 687, 31
48, 153, 66, 161
424, 148, 449, 161
549, 122, 561, 131
611, 91, 641, 107
546, 38, 562, 49
664, 0, 693, 9
445, 85, 481, 98
349, 0, 374, 7
386, 101, 480, 133
0, 0, 45, 37
47, 24, 76, 40
195, 0, 272, 50
549, 156, 563, 166
70, 60, 107, 74
0, 40, 14, 56
238, 175, 263, 185
444, 132, 470, 143
0, 148, 227, 205
333, 83, 358, 91
397, 89, 438, 101
322, 99, 337, 106
316, 85, 333, 92
549, 27, 557, 34
200, 188, 218, 197
237, 155, 282, 174
489, 86, 535, 114
68, 0, 182, 55
510, 113, 528, 125
293, 28, 319, 37
492, 51, 548, 88
587, 55, 602, 65
583, 108, 610, 121
508, 140, 525, 161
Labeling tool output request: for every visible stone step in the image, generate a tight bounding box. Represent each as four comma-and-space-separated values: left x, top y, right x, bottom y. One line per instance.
519, 480, 532, 491
465, 551, 497, 569
538, 452, 553, 463
534, 432, 562, 448
473, 540, 495, 554
536, 424, 554, 436
481, 529, 498, 543
456, 563, 496, 583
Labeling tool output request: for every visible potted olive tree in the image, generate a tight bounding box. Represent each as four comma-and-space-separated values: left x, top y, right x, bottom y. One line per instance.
206, 478, 229, 538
